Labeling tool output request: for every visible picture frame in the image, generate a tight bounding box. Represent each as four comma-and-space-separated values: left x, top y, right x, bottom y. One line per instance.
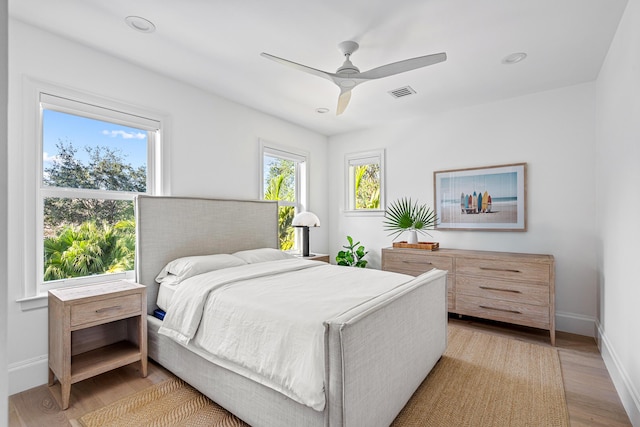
433, 163, 527, 231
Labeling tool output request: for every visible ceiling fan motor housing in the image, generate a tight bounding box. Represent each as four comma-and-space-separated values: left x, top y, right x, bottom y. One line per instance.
337, 58, 360, 74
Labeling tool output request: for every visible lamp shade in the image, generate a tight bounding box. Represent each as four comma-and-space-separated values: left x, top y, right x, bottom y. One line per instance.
292, 211, 320, 227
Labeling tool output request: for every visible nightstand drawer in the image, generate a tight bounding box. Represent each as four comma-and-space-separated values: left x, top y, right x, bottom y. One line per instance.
71, 294, 141, 327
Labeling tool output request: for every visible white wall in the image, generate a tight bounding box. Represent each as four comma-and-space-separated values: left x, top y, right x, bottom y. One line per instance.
328, 83, 598, 337
1, 1, 9, 423
595, 0, 640, 423
6, 19, 328, 394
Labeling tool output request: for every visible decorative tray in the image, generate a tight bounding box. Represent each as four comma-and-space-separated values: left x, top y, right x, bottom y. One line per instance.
392, 241, 440, 251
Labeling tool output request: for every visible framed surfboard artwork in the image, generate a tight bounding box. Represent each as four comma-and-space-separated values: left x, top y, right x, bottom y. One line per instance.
433, 163, 527, 231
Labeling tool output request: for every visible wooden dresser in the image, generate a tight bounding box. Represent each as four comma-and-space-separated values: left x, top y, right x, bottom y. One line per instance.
382, 247, 556, 345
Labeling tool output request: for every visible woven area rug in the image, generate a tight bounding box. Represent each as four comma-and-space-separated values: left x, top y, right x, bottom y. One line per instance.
74, 325, 569, 427
391, 325, 570, 426
73, 377, 247, 427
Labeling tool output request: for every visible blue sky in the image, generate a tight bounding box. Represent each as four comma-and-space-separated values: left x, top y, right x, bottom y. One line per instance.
42, 109, 148, 169
441, 171, 518, 198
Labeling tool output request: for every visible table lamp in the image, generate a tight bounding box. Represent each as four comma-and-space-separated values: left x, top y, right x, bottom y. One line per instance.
292, 211, 320, 257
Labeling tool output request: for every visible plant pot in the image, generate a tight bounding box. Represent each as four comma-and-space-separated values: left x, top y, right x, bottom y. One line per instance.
407, 230, 418, 244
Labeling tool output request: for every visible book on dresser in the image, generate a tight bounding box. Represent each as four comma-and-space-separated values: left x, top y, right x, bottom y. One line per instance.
381, 247, 556, 345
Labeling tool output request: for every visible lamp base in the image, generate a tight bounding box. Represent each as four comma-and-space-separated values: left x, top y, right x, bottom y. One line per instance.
301, 226, 310, 256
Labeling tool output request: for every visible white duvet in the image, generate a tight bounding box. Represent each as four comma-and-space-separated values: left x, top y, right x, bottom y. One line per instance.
158, 258, 416, 411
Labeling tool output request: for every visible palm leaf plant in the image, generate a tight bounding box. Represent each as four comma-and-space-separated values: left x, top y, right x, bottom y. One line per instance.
43, 219, 137, 280
383, 197, 437, 240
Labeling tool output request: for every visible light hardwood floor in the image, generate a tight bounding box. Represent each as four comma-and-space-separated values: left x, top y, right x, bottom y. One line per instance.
9, 316, 632, 426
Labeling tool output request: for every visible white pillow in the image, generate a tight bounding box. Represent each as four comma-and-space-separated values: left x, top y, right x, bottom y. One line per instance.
232, 248, 294, 264
155, 253, 247, 285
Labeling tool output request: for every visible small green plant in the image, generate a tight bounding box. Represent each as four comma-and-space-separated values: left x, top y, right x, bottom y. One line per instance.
336, 236, 369, 268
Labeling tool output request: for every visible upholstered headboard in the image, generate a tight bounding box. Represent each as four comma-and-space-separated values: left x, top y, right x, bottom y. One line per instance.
135, 195, 279, 314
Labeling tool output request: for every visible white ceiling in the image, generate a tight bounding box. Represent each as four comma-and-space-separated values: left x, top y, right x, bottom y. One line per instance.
9, 0, 628, 136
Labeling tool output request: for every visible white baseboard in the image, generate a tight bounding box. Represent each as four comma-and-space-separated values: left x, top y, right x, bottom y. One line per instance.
8, 354, 48, 396
597, 320, 640, 427
555, 310, 597, 337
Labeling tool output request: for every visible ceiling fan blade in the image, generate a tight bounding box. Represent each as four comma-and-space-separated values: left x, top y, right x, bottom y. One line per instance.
260, 52, 334, 82
358, 52, 447, 80
336, 89, 352, 115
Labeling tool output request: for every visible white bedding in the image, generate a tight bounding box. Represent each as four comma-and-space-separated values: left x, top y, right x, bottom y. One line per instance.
158, 258, 418, 410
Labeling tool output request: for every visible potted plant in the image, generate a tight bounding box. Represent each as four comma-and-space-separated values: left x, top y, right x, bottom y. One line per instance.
383, 197, 437, 244
336, 236, 369, 268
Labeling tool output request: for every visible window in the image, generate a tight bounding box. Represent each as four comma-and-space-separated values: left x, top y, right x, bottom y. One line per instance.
39, 93, 161, 287
345, 150, 385, 213
260, 141, 308, 251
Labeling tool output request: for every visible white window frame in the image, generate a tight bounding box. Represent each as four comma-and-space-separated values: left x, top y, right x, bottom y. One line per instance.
17, 79, 168, 308
259, 139, 309, 251
344, 149, 386, 216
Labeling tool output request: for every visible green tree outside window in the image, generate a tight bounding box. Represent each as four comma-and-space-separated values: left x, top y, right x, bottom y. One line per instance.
263, 156, 296, 250
42, 140, 144, 280
354, 163, 380, 209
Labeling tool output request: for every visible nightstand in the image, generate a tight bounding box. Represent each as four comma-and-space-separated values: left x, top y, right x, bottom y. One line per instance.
48, 280, 147, 409
299, 253, 330, 263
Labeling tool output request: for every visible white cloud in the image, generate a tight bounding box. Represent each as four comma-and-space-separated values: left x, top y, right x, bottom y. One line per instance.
42, 152, 60, 164
102, 130, 146, 140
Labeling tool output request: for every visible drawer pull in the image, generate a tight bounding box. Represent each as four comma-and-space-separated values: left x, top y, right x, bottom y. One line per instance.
402, 260, 432, 265
479, 305, 522, 315
479, 286, 522, 294
479, 266, 521, 273
95, 305, 122, 314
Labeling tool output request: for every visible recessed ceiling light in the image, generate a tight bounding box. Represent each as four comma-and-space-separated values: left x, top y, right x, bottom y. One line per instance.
315, 108, 330, 114
125, 16, 156, 34
502, 52, 527, 64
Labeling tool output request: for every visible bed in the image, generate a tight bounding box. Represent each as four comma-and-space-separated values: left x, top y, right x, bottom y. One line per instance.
135, 195, 448, 427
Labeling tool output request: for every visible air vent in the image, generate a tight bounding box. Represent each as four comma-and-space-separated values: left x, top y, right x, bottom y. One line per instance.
388, 86, 416, 99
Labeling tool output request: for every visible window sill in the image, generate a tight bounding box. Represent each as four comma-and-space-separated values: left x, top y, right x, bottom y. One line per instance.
16, 294, 48, 311
343, 209, 386, 217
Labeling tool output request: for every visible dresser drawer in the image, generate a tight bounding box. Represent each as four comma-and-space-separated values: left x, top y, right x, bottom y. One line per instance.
456, 294, 550, 329
456, 275, 549, 306
456, 257, 550, 283
71, 294, 141, 327
382, 250, 453, 276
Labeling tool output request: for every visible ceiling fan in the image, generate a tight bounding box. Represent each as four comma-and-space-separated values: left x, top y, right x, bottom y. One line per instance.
261, 41, 446, 115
